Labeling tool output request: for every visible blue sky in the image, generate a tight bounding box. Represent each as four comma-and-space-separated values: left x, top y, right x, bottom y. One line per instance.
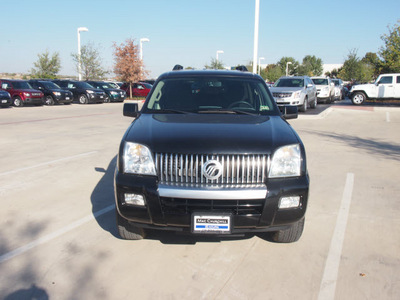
1, 0, 399, 79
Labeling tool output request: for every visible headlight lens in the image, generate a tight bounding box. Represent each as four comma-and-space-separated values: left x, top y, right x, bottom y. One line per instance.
111, 91, 118, 95
323, 86, 329, 92
293, 91, 301, 98
53, 92, 61, 96
86, 90, 94, 93
24, 92, 31, 97
269, 144, 301, 178
123, 142, 156, 175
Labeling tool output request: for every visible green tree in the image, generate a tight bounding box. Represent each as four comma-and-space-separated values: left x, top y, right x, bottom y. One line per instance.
30, 50, 61, 79
265, 64, 284, 82
72, 42, 108, 80
379, 20, 400, 73
112, 38, 147, 98
339, 49, 373, 82
205, 58, 225, 69
277, 57, 299, 76
361, 52, 382, 78
297, 55, 323, 76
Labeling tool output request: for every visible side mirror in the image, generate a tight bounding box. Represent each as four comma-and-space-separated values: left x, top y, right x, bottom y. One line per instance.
279, 105, 298, 120
123, 103, 139, 118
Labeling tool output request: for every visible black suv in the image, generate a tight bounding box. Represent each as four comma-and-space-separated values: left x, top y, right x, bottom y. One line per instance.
86, 81, 126, 103
115, 68, 309, 243
29, 80, 73, 105
52, 80, 106, 104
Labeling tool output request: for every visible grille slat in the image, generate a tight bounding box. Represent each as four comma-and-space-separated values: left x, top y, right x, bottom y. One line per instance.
155, 153, 268, 186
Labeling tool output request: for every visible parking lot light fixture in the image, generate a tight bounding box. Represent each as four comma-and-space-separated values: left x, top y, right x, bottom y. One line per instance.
286, 61, 292, 76
258, 57, 265, 75
77, 27, 89, 81
140, 38, 150, 61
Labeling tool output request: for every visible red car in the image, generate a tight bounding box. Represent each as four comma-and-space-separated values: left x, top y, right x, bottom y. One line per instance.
121, 82, 152, 98
0, 79, 44, 107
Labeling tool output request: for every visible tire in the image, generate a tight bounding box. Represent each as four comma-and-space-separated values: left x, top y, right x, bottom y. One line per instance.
300, 97, 308, 112
13, 96, 23, 107
104, 95, 111, 103
79, 94, 89, 104
351, 92, 366, 105
310, 96, 317, 109
116, 211, 146, 240
45, 95, 55, 106
271, 218, 305, 243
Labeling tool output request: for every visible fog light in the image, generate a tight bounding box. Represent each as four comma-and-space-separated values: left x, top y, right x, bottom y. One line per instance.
279, 196, 300, 209
124, 193, 146, 206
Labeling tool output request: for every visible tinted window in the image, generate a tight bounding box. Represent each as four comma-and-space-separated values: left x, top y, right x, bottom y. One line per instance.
378, 76, 392, 84
145, 77, 276, 114
42, 82, 61, 89
397, 76, 400, 84
275, 78, 304, 87
312, 78, 328, 85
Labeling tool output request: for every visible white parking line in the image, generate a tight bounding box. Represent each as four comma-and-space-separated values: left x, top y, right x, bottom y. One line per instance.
0, 204, 115, 264
386, 112, 390, 122
318, 173, 354, 300
0, 151, 97, 177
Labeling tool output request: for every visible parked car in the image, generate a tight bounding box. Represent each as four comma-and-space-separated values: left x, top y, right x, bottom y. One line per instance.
350, 73, 400, 105
311, 76, 335, 103
86, 81, 126, 103
0, 90, 12, 108
114, 68, 309, 243
0, 79, 44, 107
331, 78, 345, 100
28, 80, 73, 105
52, 80, 106, 104
270, 76, 317, 112
121, 82, 152, 97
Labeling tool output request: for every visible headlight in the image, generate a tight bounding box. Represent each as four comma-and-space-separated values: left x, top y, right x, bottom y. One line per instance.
111, 91, 118, 95
52, 92, 61, 96
123, 142, 156, 175
269, 144, 301, 178
323, 86, 329, 92
24, 92, 31, 97
293, 91, 301, 98
86, 90, 94, 93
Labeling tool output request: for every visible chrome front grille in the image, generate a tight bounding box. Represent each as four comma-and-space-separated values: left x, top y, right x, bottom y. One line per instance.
155, 153, 269, 186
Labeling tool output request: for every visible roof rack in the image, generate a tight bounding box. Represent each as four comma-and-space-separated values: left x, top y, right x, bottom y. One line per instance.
235, 66, 248, 72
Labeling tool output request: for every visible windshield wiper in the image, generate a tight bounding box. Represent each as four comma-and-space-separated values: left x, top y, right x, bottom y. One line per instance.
158, 109, 192, 114
196, 109, 257, 116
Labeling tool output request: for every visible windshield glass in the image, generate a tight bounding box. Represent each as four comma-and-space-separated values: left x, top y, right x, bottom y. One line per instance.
144, 77, 277, 115
42, 82, 61, 89
12, 81, 32, 89
77, 82, 94, 89
275, 78, 304, 88
312, 78, 328, 85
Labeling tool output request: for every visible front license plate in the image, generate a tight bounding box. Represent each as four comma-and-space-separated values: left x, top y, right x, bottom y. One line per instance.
100, 96, 104, 98
1, 100, 7, 103
192, 213, 231, 234
66, 97, 70, 100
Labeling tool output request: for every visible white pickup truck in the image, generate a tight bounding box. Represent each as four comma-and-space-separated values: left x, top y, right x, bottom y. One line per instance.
350, 73, 400, 105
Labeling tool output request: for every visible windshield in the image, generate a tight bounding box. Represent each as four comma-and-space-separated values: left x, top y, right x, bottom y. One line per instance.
144, 77, 277, 115
76, 82, 94, 89
42, 82, 61, 89
12, 81, 32, 89
274, 78, 304, 88
312, 78, 328, 85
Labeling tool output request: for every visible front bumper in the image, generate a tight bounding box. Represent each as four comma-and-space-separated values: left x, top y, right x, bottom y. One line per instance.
25, 97, 44, 105
115, 172, 309, 234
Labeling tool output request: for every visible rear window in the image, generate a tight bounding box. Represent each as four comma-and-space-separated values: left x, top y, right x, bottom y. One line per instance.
144, 77, 277, 115
312, 78, 328, 85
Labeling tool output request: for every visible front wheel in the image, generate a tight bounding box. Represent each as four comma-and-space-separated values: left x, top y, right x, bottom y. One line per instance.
300, 98, 308, 112
13, 96, 23, 107
45, 95, 55, 106
79, 94, 88, 104
271, 218, 305, 243
104, 96, 111, 103
116, 211, 146, 240
351, 92, 366, 105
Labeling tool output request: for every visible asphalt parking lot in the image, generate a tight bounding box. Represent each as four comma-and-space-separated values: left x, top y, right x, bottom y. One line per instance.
0, 100, 399, 299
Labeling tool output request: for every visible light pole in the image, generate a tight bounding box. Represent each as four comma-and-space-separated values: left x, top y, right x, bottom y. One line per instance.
252, 0, 260, 74
140, 38, 150, 61
77, 27, 88, 81
216, 50, 224, 67
258, 57, 265, 75
286, 61, 292, 76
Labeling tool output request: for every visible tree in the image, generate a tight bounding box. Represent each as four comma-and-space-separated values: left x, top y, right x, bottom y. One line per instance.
113, 38, 147, 98
379, 20, 400, 73
204, 58, 225, 69
361, 52, 382, 78
72, 42, 108, 80
264, 64, 284, 82
277, 57, 299, 76
339, 49, 373, 83
30, 50, 61, 79
297, 55, 323, 76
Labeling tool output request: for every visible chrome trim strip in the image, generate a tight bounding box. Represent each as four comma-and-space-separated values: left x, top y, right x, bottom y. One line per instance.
158, 184, 267, 200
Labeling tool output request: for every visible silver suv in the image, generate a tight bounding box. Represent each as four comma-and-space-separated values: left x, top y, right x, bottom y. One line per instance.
270, 76, 317, 112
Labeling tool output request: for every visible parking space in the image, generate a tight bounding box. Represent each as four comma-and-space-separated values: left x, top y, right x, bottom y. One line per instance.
0, 102, 399, 299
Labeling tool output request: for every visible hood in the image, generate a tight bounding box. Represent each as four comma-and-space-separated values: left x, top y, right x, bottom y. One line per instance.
269, 87, 303, 93
124, 113, 300, 154
352, 83, 373, 90
18, 89, 43, 94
